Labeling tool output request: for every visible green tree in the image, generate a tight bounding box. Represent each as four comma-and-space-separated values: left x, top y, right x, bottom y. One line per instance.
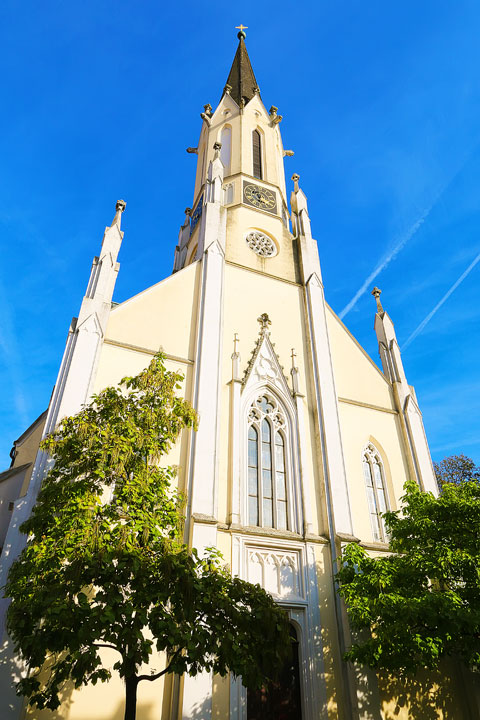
434, 453, 480, 490
6, 355, 290, 720
337, 480, 480, 676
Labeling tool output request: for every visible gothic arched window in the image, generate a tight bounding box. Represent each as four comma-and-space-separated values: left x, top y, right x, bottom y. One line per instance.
252, 129, 263, 179
247, 393, 288, 530
362, 443, 388, 542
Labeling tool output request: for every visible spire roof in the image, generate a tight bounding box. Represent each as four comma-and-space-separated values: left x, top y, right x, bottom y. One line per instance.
223, 32, 260, 107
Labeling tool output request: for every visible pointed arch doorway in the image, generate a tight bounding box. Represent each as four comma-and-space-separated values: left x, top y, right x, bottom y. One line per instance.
246, 624, 302, 720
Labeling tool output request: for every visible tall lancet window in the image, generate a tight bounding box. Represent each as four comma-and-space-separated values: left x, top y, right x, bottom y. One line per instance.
362, 443, 388, 542
252, 129, 263, 179
247, 393, 288, 530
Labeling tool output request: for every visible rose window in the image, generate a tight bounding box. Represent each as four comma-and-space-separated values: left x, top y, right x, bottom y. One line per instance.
245, 231, 277, 257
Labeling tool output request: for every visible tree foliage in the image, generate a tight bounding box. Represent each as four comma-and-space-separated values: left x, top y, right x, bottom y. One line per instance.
434, 453, 480, 490
337, 480, 480, 676
6, 355, 290, 720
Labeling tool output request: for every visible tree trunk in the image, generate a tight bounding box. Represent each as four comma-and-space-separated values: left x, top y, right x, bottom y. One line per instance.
124, 676, 138, 720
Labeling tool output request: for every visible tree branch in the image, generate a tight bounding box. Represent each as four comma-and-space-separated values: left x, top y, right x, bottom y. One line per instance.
137, 649, 181, 683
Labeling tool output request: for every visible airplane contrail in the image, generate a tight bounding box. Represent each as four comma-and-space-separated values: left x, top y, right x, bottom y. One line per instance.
339, 210, 430, 319
339, 147, 477, 320
403, 250, 480, 349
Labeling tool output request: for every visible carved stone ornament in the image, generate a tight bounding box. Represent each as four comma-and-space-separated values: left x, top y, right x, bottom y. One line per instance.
242, 314, 292, 394
246, 546, 302, 599
245, 231, 277, 257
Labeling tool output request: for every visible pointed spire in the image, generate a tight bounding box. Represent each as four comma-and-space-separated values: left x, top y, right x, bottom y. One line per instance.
223, 30, 260, 107
110, 199, 126, 229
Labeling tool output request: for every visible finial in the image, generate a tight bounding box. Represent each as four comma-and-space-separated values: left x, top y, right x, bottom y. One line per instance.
290, 348, 300, 393
291, 348, 297, 369
257, 313, 271, 332
184, 207, 192, 216
292, 174, 300, 192
231, 332, 241, 381
111, 199, 126, 228
235, 24, 248, 39
371, 287, 384, 314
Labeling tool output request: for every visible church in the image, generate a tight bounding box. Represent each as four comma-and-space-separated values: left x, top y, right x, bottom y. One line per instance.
0, 30, 477, 720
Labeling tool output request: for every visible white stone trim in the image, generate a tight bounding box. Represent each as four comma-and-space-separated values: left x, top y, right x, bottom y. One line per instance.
293, 393, 314, 535
304, 275, 353, 536
229, 377, 243, 525
186, 241, 225, 523
181, 523, 218, 720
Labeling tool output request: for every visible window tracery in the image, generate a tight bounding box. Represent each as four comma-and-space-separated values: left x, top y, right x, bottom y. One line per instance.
362, 443, 388, 542
245, 231, 277, 257
247, 393, 289, 530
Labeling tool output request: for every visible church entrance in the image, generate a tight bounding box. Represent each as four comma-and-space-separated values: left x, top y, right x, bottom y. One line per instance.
246, 624, 302, 720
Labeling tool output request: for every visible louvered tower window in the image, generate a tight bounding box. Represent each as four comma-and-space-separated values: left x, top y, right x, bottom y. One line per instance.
252, 129, 262, 179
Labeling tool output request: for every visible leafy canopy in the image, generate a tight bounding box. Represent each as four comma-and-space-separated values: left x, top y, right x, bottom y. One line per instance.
6, 355, 290, 716
434, 453, 480, 490
337, 479, 480, 676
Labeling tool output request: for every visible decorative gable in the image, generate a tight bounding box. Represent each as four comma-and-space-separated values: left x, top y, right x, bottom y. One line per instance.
242, 313, 292, 396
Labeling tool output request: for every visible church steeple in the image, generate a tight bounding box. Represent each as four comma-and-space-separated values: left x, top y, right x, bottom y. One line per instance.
177, 29, 305, 283
222, 30, 260, 107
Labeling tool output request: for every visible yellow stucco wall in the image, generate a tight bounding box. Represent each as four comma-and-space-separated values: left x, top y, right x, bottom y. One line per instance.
103, 261, 200, 364
23, 648, 171, 720
326, 306, 393, 409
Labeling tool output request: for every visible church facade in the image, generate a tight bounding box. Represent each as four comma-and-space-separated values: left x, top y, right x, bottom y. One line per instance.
0, 31, 477, 720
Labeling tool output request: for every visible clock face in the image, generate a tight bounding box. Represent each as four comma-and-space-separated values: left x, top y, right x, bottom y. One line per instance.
243, 182, 277, 214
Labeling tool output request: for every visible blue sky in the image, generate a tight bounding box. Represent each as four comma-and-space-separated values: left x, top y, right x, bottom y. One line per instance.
0, 1, 479, 468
